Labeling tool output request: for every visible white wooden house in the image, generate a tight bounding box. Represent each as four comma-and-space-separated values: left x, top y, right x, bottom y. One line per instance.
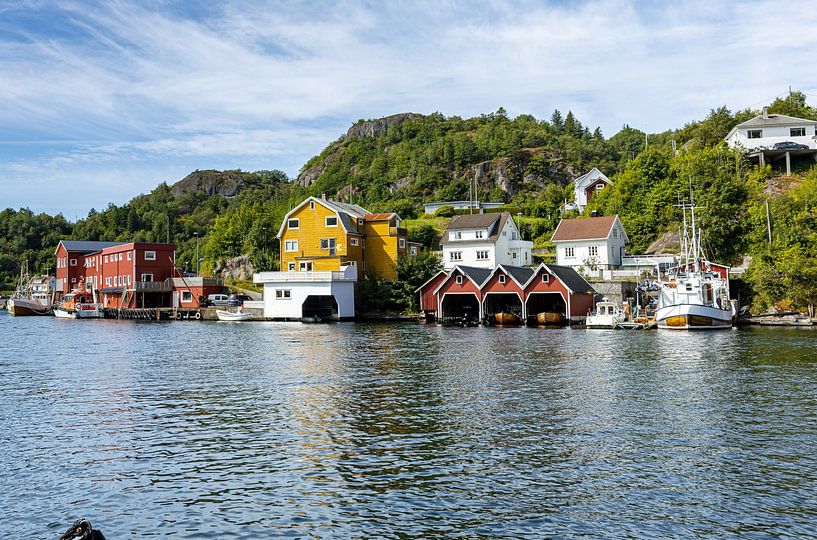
572, 168, 611, 213
725, 110, 817, 151
551, 215, 628, 271
440, 212, 533, 270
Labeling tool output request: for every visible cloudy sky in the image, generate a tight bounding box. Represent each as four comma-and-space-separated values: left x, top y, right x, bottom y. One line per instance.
1, 0, 816, 218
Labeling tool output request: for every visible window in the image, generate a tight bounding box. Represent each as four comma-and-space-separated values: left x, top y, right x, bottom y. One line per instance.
450, 251, 462, 261
455, 275, 463, 284
275, 289, 292, 299
325, 216, 338, 227
791, 127, 806, 137
513, 252, 517, 258
127, 252, 131, 261
453, 231, 462, 240
288, 262, 296, 271
410, 246, 418, 256
71, 277, 76, 284
589, 246, 598, 257
70, 258, 77, 266
351, 237, 359, 247
499, 275, 506, 284
399, 238, 406, 249
747, 129, 762, 139
476, 250, 489, 260
141, 273, 153, 282
104, 255, 108, 263
145, 251, 156, 261
181, 290, 193, 302
127, 275, 131, 285
320, 238, 336, 251
566, 247, 575, 258
613, 228, 618, 238
310, 201, 315, 210
288, 218, 299, 229
475, 230, 484, 239
285, 240, 299, 252
299, 261, 313, 271
106, 277, 111, 286
542, 274, 549, 283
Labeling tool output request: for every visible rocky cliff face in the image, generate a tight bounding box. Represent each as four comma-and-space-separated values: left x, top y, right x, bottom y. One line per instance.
346, 113, 424, 140
213, 255, 255, 281
170, 170, 247, 198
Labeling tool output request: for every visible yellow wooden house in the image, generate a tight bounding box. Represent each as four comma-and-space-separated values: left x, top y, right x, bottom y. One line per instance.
277, 197, 419, 280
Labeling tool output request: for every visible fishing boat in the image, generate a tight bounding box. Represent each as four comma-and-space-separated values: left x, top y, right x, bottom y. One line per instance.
53, 286, 103, 319
535, 311, 564, 325
216, 308, 254, 321
655, 197, 734, 330
494, 311, 522, 325
6, 263, 54, 316
586, 300, 626, 329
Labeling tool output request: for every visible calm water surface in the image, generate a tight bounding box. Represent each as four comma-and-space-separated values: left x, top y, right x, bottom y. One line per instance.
1, 314, 816, 538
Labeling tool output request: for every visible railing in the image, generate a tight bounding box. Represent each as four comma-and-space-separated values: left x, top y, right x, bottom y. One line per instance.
134, 279, 174, 292
389, 227, 408, 236
254, 268, 357, 283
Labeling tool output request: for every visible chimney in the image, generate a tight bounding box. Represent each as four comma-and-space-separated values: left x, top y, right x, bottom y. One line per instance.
762, 106, 768, 119
321, 193, 326, 200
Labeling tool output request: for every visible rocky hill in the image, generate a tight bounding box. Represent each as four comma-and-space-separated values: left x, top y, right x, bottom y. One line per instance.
170, 169, 288, 198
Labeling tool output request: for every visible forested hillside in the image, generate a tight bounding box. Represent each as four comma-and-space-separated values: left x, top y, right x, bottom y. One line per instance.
2, 92, 816, 311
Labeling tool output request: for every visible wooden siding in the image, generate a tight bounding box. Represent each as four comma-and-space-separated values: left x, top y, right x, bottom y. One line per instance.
363, 219, 399, 280
280, 201, 362, 272
419, 272, 448, 312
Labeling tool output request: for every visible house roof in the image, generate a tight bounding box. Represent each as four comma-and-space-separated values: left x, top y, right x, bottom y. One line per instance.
57, 240, 126, 254
500, 264, 535, 286
544, 264, 596, 294
433, 264, 494, 294
277, 197, 372, 238
550, 215, 618, 242
736, 113, 817, 128
573, 167, 610, 187
444, 212, 512, 243
364, 213, 398, 221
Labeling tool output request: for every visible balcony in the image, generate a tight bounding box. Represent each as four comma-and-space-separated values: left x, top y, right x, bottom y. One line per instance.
254, 266, 357, 284
389, 227, 408, 236
134, 279, 174, 292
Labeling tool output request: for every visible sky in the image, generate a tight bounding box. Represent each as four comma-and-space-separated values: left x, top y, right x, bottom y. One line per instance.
1, 0, 816, 218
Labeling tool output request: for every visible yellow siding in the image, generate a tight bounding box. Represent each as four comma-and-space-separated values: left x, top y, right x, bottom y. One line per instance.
362, 218, 407, 280
280, 200, 364, 271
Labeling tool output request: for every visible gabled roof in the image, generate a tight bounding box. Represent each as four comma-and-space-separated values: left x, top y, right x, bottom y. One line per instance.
493, 264, 535, 287
573, 167, 610, 187
276, 197, 371, 238
543, 264, 595, 294
364, 213, 399, 221
414, 270, 448, 293
56, 240, 125, 255
444, 212, 513, 243
551, 215, 624, 242
432, 265, 493, 294
736, 113, 817, 128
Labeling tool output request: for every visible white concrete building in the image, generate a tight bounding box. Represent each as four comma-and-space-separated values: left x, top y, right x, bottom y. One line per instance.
571, 168, 611, 213
725, 110, 817, 152
253, 264, 357, 320
423, 201, 505, 215
440, 212, 533, 270
551, 215, 628, 271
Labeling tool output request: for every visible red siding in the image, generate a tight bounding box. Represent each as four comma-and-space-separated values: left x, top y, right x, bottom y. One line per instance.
435, 269, 483, 300
419, 272, 448, 312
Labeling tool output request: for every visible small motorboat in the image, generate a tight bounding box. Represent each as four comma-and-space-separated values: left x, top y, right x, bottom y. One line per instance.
53, 286, 103, 319
216, 308, 254, 322
536, 311, 564, 325
586, 300, 625, 329
494, 312, 522, 325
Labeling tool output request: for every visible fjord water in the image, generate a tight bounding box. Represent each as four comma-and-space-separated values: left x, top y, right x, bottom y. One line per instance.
1, 315, 816, 538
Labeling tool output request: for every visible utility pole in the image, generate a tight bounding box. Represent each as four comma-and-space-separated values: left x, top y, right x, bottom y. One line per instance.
765, 199, 772, 245
166, 214, 170, 244
194, 232, 199, 275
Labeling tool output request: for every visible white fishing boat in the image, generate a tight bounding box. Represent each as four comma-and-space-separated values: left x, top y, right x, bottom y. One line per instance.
656, 196, 734, 330
586, 300, 626, 329
216, 308, 254, 321
53, 286, 104, 319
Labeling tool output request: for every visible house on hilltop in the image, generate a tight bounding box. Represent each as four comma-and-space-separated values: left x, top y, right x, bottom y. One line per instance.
571, 168, 611, 213
725, 109, 817, 174
551, 215, 628, 271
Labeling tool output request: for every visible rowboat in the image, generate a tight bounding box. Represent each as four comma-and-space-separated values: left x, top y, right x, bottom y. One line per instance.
536, 311, 564, 325
494, 312, 522, 325
216, 308, 253, 322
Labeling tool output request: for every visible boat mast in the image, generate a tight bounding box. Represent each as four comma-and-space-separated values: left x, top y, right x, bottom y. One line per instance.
689, 191, 700, 273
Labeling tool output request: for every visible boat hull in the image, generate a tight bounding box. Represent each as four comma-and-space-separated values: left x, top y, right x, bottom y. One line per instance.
216, 310, 253, 322
53, 306, 104, 319
7, 298, 51, 316
656, 304, 732, 330
494, 312, 522, 325
535, 312, 564, 325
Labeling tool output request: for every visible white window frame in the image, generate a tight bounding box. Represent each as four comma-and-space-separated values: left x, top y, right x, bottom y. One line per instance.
476, 250, 489, 261
106, 277, 111, 286
475, 230, 484, 239
181, 290, 193, 303
71, 277, 76, 283
542, 274, 550, 283
141, 273, 153, 282
127, 251, 132, 261
351, 237, 359, 247
70, 258, 77, 266
455, 275, 463, 284
453, 231, 462, 240
399, 238, 406, 249
320, 238, 336, 251
275, 289, 292, 300
288, 262, 296, 271
791, 127, 806, 137
589, 246, 598, 257
288, 218, 299, 229
566, 247, 575, 258
299, 261, 313, 271
325, 216, 338, 227
104, 255, 108, 263
285, 240, 299, 252
499, 275, 506, 284
310, 201, 315, 210
747, 129, 762, 139
144, 251, 156, 261
450, 251, 462, 261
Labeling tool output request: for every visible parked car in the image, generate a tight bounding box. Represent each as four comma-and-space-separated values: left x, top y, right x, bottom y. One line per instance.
207, 293, 230, 306
227, 293, 253, 307
773, 141, 810, 151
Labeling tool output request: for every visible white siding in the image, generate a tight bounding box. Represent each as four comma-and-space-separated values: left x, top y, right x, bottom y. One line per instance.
727, 123, 817, 150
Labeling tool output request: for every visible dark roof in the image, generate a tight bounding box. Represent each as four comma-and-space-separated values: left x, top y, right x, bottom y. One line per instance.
545, 264, 595, 294
59, 240, 126, 253
456, 265, 493, 286
502, 265, 534, 285
445, 212, 511, 243
737, 113, 817, 128
551, 216, 617, 241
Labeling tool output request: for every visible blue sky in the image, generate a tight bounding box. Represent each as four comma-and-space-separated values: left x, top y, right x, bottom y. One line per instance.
1, 0, 816, 218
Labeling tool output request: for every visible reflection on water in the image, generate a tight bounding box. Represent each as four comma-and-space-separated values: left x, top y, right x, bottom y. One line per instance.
1, 315, 816, 537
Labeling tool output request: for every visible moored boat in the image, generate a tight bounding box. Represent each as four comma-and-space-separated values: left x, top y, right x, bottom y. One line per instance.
495, 311, 522, 325
6, 263, 54, 316
216, 308, 254, 321
586, 300, 626, 329
7, 298, 51, 316
535, 311, 564, 325
53, 287, 103, 319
